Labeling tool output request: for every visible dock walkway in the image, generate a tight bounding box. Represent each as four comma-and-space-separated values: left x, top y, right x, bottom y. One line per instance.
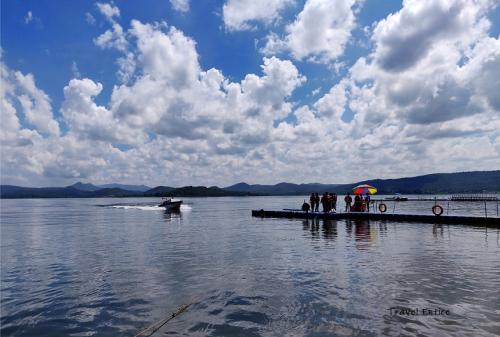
251, 210, 500, 227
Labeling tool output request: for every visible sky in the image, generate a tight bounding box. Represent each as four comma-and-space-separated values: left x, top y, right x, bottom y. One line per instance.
1, 0, 499, 187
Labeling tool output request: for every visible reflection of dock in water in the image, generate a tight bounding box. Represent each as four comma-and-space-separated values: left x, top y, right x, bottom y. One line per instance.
252, 210, 500, 227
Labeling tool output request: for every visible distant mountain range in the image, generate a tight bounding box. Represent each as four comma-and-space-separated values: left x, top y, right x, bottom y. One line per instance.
146, 186, 250, 197
225, 171, 500, 195
0, 184, 251, 198
1, 170, 499, 198
224, 182, 341, 195
70, 182, 151, 192
0, 186, 143, 199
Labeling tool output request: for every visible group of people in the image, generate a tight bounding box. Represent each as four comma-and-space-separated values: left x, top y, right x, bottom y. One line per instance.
344, 193, 371, 212
302, 192, 371, 213
307, 192, 338, 213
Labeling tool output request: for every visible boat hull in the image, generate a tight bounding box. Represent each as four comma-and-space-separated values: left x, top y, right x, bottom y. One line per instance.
159, 200, 183, 211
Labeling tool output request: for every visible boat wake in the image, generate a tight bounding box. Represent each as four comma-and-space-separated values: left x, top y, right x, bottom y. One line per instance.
98, 203, 192, 211
180, 204, 192, 211
109, 205, 162, 211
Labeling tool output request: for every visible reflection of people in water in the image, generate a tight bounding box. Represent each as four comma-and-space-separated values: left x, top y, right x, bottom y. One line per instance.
302, 218, 324, 239
346, 220, 353, 236
303, 219, 317, 231
322, 219, 337, 240
303, 219, 310, 231
379, 222, 387, 236
310, 218, 320, 238
433, 224, 444, 238
354, 220, 371, 242
313, 217, 320, 229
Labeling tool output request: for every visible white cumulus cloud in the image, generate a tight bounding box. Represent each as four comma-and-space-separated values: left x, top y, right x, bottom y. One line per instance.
372, 0, 493, 72
223, 0, 295, 31
96, 2, 120, 22
170, 0, 189, 13
262, 0, 357, 63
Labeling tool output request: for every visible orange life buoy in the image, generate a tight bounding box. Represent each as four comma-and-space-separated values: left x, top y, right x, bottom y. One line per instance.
378, 203, 387, 213
432, 205, 443, 216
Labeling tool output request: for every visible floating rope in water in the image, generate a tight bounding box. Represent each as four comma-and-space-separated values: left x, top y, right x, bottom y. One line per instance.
134, 303, 192, 337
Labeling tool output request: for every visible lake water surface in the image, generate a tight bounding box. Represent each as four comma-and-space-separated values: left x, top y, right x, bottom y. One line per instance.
1, 197, 499, 336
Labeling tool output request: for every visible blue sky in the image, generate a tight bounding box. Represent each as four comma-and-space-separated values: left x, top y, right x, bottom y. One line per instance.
1, 0, 500, 187
2, 1, 405, 122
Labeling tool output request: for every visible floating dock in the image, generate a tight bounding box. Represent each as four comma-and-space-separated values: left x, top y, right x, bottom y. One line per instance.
251, 210, 500, 228
374, 197, 499, 202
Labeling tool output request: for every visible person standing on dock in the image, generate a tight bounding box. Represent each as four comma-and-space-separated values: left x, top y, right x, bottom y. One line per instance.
321, 192, 329, 212
327, 193, 336, 213
314, 193, 320, 212
310, 193, 316, 212
344, 193, 352, 212
364, 194, 371, 212
354, 194, 362, 212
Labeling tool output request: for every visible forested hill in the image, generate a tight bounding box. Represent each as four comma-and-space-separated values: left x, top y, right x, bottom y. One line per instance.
224, 171, 500, 195
342, 171, 500, 194
0, 185, 252, 198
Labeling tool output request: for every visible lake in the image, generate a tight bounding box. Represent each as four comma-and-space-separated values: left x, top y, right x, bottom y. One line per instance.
1, 197, 499, 336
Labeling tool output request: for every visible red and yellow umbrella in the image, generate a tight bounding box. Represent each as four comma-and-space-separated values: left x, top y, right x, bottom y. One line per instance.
352, 184, 377, 195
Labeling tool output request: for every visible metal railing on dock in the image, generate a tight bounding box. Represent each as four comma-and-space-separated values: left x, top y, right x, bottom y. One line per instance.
369, 195, 499, 218
450, 194, 498, 201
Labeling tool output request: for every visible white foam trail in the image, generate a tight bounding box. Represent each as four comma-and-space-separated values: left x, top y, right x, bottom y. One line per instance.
107, 204, 192, 211
109, 205, 163, 211
180, 204, 192, 211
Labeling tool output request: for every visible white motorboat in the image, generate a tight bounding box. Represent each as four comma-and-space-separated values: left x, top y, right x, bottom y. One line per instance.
158, 198, 183, 211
